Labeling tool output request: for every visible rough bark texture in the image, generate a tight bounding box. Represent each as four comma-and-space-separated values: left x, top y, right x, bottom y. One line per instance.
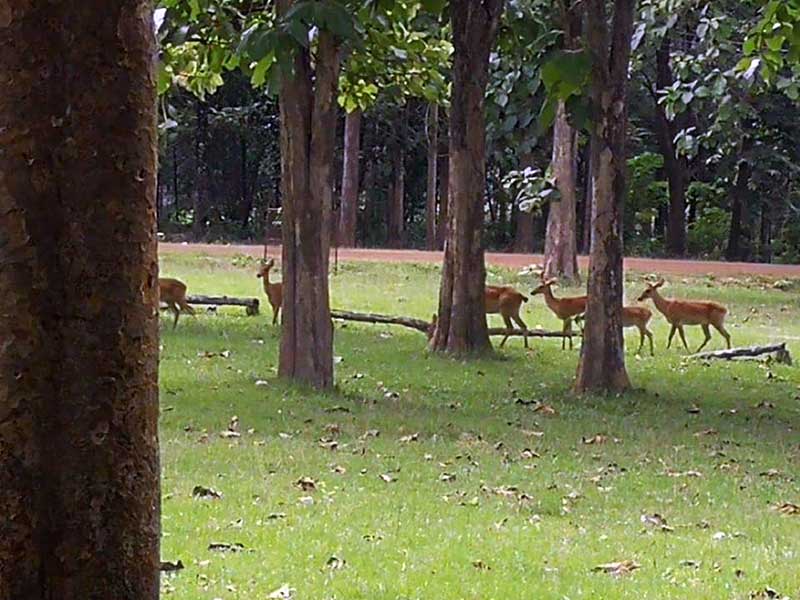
513, 210, 535, 253
544, 101, 580, 281
338, 109, 362, 247
426, 103, 440, 250
726, 159, 752, 262
0, 2, 160, 598
278, 1, 339, 389
574, 0, 634, 394
431, 0, 504, 356
544, 2, 581, 280
654, 34, 689, 257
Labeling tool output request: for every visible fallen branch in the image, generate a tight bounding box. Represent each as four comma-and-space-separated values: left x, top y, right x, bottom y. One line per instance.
331, 309, 572, 340
689, 343, 792, 366
187, 295, 260, 316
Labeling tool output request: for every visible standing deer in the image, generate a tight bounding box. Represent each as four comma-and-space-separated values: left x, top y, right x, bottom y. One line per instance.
257, 258, 283, 325
534, 276, 656, 354
159, 277, 195, 330
486, 285, 530, 348
427, 285, 530, 348
637, 279, 731, 352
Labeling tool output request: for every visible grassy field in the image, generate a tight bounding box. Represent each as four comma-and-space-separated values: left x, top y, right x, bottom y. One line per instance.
158, 252, 800, 600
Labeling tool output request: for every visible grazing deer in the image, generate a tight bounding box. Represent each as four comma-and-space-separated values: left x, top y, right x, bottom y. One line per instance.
531, 277, 586, 349
637, 279, 731, 352
257, 258, 283, 325
486, 285, 530, 348
426, 285, 530, 348
159, 277, 195, 330
534, 276, 655, 354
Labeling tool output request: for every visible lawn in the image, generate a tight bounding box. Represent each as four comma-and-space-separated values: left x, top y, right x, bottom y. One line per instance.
158, 251, 800, 600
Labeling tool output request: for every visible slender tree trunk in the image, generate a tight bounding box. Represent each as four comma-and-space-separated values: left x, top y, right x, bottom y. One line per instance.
544, 1, 581, 280
760, 202, 772, 263
574, 0, 634, 394
240, 132, 253, 230
0, 2, 160, 597
581, 141, 594, 254
431, 0, 504, 356
654, 34, 689, 256
387, 106, 406, 248
338, 109, 362, 247
437, 147, 450, 249
726, 159, 752, 262
426, 103, 440, 250
172, 143, 180, 213
277, 1, 339, 389
193, 98, 210, 239
513, 209, 535, 253
545, 101, 580, 280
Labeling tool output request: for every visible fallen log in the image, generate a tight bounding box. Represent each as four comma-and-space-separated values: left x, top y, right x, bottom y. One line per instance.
689, 343, 792, 365
330, 309, 572, 340
186, 295, 260, 316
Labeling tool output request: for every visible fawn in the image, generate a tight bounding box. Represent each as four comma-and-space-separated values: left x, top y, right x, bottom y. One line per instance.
159, 277, 195, 330
637, 279, 731, 352
257, 258, 283, 325
426, 285, 530, 348
533, 276, 656, 354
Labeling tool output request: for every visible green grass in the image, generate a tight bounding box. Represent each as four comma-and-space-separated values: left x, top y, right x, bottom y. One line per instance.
159, 252, 800, 599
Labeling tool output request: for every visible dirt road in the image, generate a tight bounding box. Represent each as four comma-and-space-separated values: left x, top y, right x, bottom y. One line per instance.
161, 243, 800, 278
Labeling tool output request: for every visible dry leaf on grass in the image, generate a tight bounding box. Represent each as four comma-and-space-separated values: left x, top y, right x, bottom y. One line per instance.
533, 403, 558, 416
399, 433, 419, 443
749, 587, 791, 599
472, 559, 491, 571
694, 428, 718, 437
773, 502, 800, 515
192, 485, 222, 500
326, 556, 346, 570
379, 473, 396, 483
582, 434, 608, 445
640, 513, 674, 532
208, 542, 245, 553
267, 584, 295, 599
318, 438, 338, 451
439, 472, 456, 482
592, 560, 640, 577
295, 477, 317, 492
160, 560, 184, 572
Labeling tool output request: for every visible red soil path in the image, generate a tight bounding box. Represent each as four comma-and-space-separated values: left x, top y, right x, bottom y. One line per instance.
161, 243, 800, 278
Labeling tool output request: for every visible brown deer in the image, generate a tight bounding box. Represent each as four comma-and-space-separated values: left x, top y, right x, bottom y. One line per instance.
637, 279, 731, 352
426, 285, 530, 348
534, 275, 656, 354
159, 277, 195, 330
257, 258, 283, 325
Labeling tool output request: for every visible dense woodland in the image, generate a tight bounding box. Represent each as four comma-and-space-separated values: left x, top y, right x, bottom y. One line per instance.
158, 0, 800, 264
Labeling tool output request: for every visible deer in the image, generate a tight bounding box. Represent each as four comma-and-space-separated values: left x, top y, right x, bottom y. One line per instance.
637, 278, 731, 353
426, 285, 530, 348
257, 258, 283, 325
533, 275, 656, 354
159, 277, 195, 330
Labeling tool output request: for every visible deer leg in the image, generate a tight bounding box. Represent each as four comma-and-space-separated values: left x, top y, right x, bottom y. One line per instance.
713, 323, 731, 349
167, 302, 180, 330
635, 326, 645, 355
500, 315, 513, 348
512, 314, 529, 349
566, 318, 574, 350
646, 327, 654, 356
696, 324, 712, 353
677, 325, 690, 352
272, 304, 279, 326
667, 325, 677, 349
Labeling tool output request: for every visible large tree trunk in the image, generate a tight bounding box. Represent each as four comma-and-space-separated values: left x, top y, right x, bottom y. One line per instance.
513, 209, 535, 253
0, 2, 160, 597
426, 103, 440, 250
544, 2, 581, 280
193, 98, 210, 239
544, 101, 580, 280
431, 0, 504, 355
338, 109, 362, 247
726, 159, 752, 262
574, 0, 635, 394
654, 34, 689, 257
277, 2, 339, 389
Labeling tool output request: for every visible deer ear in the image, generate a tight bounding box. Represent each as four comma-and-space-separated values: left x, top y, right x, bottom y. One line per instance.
547, 278, 558, 286
655, 279, 665, 288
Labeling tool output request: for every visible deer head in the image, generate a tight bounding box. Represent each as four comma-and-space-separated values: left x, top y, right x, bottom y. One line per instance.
257, 258, 275, 279
531, 275, 557, 296
637, 279, 665, 302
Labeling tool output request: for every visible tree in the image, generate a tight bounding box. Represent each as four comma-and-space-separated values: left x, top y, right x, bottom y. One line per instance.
426, 102, 440, 249
338, 108, 362, 247
0, 1, 160, 596
543, 0, 582, 281
574, 0, 635, 394
430, 0, 505, 355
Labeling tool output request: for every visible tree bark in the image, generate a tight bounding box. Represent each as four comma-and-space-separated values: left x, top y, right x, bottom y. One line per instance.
654, 34, 689, 257
513, 209, 535, 253
726, 159, 752, 262
0, 2, 160, 597
431, 0, 504, 356
277, 0, 339, 389
544, 1, 581, 281
387, 106, 406, 248
574, 0, 634, 394
544, 101, 580, 280
581, 140, 594, 253
338, 109, 362, 247
437, 148, 450, 249
193, 98, 210, 239
426, 103, 440, 250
